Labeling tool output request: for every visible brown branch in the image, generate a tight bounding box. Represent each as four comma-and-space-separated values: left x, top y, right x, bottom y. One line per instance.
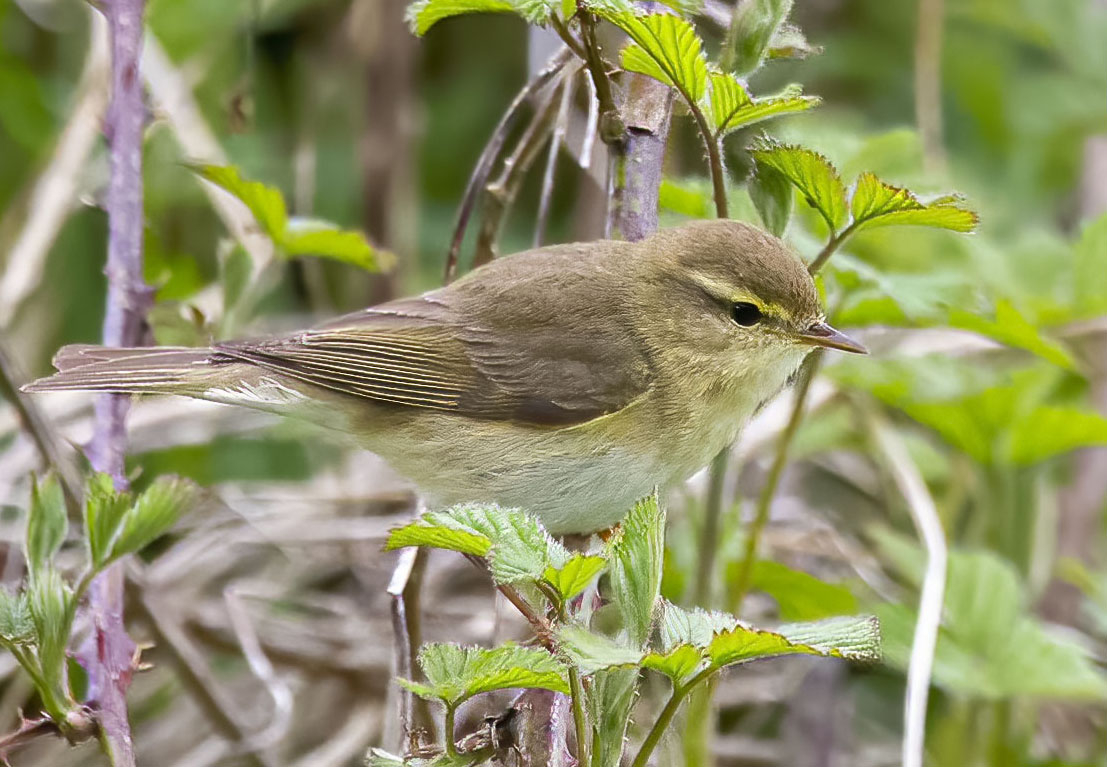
80, 1, 154, 764
444, 48, 573, 283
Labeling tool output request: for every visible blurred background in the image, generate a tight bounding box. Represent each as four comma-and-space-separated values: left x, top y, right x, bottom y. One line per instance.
1, 0, 1106, 765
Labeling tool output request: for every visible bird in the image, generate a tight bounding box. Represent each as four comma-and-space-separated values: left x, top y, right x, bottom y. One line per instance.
26, 219, 865, 534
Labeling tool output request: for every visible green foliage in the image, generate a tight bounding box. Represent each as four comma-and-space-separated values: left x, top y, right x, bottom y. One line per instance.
544, 554, 607, 601
750, 139, 849, 232
192, 165, 393, 272
612, 13, 708, 104
877, 547, 1107, 700
948, 300, 1076, 371
722, 0, 794, 75
746, 560, 858, 620
706, 75, 819, 138
400, 643, 569, 706
26, 474, 67, 581
406, 0, 556, 34
749, 139, 978, 243
386, 504, 569, 584
607, 494, 665, 648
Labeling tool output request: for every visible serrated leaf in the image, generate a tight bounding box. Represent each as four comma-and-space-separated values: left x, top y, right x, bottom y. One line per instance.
389, 504, 566, 584
558, 624, 643, 674
642, 643, 704, 684
406, 643, 569, 706
608, 494, 665, 648
658, 600, 738, 649
607, 13, 708, 103
748, 161, 793, 237
193, 164, 287, 241
544, 554, 606, 601
706, 73, 818, 137
0, 589, 35, 646
406, 0, 552, 35
585, 667, 639, 767
284, 218, 396, 272
28, 567, 75, 716
707, 615, 880, 667
26, 474, 67, 581
721, 0, 793, 75
850, 172, 978, 233
110, 477, 196, 560
84, 472, 131, 569
948, 300, 1076, 371
749, 139, 849, 232
747, 560, 858, 620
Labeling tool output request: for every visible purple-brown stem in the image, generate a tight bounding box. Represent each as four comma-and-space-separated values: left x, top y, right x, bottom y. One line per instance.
81, 1, 153, 764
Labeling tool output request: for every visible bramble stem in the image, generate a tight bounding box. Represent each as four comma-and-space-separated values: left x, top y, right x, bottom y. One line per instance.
630, 668, 715, 767
568, 666, 590, 765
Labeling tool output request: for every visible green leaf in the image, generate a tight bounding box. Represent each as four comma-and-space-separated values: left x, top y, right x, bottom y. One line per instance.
84, 473, 131, 569
387, 504, 566, 584
608, 494, 665, 648
766, 22, 821, 60
26, 474, 67, 581
544, 554, 606, 601
948, 300, 1076, 371
406, 0, 553, 35
585, 667, 639, 767
0, 589, 35, 646
749, 139, 849, 232
706, 73, 818, 137
747, 560, 858, 620
658, 600, 738, 649
877, 548, 1107, 700
404, 643, 569, 706
642, 643, 704, 685
659, 178, 713, 218
748, 161, 793, 237
558, 624, 643, 674
110, 477, 196, 560
192, 165, 391, 272
193, 164, 287, 241
28, 566, 75, 717
1007, 407, 1107, 465
283, 218, 395, 272
708, 615, 880, 668
849, 172, 978, 233
721, 0, 793, 75
607, 13, 708, 103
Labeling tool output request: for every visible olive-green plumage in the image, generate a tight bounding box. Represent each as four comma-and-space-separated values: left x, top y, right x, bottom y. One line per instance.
27, 220, 864, 533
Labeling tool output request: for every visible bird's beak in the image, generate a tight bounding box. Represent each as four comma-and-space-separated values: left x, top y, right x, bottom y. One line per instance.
796, 321, 868, 354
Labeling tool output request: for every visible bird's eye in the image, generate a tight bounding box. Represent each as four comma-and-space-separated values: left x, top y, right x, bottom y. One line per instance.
730, 302, 762, 327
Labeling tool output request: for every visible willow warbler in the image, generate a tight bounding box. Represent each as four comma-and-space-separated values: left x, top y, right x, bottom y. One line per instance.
27, 220, 864, 533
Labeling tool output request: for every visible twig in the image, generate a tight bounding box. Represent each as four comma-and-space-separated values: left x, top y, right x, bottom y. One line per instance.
693, 450, 728, 606
127, 565, 277, 767
387, 547, 419, 754
869, 416, 947, 767
80, 1, 152, 763
573, 5, 625, 145
728, 352, 822, 613
0, 340, 82, 515
534, 70, 576, 247
608, 73, 674, 241
473, 70, 570, 268
0, 9, 109, 329
630, 668, 715, 767
444, 48, 573, 283
224, 587, 294, 751
807, 221, 858, 275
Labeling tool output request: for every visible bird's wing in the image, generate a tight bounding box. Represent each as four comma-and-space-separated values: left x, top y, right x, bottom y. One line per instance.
214, 269, 650, 427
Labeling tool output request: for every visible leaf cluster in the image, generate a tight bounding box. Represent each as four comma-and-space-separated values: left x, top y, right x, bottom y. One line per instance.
0, 473, 198, 733
382, 498, 881, 765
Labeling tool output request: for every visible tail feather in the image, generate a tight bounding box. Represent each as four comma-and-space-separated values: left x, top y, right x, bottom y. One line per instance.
25, 345, 221, 394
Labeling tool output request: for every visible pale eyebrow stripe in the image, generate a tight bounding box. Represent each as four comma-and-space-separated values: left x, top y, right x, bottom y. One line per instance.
687, 272, 795, 323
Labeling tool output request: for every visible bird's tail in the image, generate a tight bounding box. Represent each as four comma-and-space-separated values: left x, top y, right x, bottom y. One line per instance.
23, 344, 224, 396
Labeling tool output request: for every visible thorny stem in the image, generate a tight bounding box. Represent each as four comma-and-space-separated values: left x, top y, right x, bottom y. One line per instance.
689, 107, 729, 219
567, 666, 590, 765
444, 704, 458, 758
728, 351, 822, 613
808, 221, 858, 274
630, 668, 716, 767
575, 4, 626, 145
